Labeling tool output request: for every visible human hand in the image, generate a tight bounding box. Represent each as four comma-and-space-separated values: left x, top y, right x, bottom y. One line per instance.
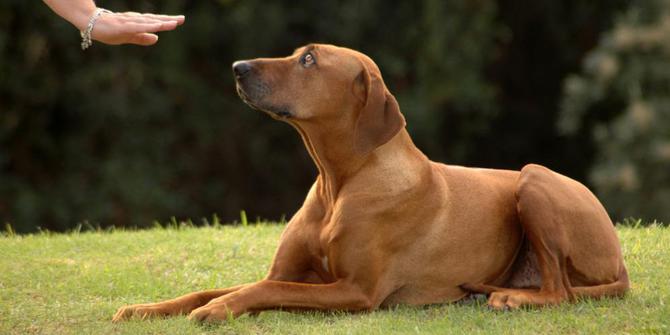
90, 11, 185, 46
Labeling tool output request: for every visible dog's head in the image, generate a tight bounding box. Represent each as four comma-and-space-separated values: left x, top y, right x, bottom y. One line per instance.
233, 44, 405, 155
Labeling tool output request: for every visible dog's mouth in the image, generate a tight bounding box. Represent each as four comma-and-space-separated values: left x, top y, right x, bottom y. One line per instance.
236, 85, 261, 110
236, 84, 292, 119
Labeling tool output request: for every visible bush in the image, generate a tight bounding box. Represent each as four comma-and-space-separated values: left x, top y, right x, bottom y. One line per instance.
0, 0, 627, 232
0, 0, 500, 232
560, 0, 670, 222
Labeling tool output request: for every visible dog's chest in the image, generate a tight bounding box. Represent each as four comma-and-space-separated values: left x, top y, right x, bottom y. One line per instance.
317, 221, 334, 273
315, 213, 342, 275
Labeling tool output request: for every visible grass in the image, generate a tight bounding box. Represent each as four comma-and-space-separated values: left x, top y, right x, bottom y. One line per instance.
0, 222, 668, 334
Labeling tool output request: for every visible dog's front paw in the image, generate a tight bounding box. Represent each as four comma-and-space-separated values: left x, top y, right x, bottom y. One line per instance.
112, 303, 166, 322
188, 304, 234, 323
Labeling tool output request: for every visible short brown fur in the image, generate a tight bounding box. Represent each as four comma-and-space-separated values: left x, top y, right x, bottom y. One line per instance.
113, 44, 628, 322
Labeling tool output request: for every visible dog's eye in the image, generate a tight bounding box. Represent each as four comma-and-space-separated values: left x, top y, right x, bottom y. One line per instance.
301, 52, 315, 67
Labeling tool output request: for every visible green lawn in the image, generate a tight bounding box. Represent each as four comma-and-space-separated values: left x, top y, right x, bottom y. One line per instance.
0, 223, 668, 334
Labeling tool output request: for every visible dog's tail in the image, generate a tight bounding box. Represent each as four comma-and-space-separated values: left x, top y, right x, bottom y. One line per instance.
571, 263, 630, 299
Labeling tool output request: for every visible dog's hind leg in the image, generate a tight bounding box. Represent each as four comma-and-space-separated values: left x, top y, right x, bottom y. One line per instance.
463, 164, 628, 309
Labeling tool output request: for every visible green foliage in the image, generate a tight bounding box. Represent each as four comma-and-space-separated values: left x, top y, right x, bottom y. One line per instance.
0, 223, 668, 334
560, 0, 670, 222
0, 1, 500, 232
0, 0, 628, 231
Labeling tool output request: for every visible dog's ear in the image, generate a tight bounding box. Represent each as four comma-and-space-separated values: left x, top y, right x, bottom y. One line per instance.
352, 66, 406, 155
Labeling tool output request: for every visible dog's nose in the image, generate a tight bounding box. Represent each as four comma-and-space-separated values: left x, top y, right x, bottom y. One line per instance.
232, 61, 252, 79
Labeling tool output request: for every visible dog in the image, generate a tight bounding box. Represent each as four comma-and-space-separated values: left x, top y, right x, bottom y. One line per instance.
113, 44, 629, 322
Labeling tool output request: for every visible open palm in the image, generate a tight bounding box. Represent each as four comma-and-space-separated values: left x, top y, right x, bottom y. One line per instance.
92, 12, 185, 46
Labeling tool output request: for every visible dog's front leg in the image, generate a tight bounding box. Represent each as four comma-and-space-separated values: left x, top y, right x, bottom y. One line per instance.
188, 279, 375, 322
112, 284, 249, 322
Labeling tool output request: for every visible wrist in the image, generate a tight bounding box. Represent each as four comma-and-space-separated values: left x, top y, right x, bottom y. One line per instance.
71, 5, 98, 31
43, 0, 98, 31
80, 8, 111, 50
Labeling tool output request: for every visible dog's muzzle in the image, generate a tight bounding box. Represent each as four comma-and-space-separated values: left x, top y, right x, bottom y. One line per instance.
232, 61, 252, 80
232, 60, 292, 119
232, 60, 261, 108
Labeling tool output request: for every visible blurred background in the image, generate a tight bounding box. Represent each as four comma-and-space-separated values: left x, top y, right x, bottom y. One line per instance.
1, 0, 668, 233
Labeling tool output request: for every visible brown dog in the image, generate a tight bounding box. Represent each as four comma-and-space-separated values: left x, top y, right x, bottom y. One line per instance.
113, 44, 628, 322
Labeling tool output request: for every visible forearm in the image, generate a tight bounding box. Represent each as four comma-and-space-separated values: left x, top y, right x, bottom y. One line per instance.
43, 0, 97, 30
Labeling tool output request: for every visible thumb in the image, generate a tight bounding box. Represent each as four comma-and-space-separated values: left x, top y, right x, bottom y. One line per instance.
129, 33, 159, 46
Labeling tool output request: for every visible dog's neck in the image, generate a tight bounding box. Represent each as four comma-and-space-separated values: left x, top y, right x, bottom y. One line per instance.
290, 120, 429, 205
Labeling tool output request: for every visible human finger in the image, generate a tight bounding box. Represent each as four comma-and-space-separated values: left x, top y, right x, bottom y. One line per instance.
120, 11, 142, 17
122, 21, 179, 34
119, 16, 181, 31
118, 15, 164, 25
127, 33, 159, 46
118, 12, 184, 25
139, 13, 185, 25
